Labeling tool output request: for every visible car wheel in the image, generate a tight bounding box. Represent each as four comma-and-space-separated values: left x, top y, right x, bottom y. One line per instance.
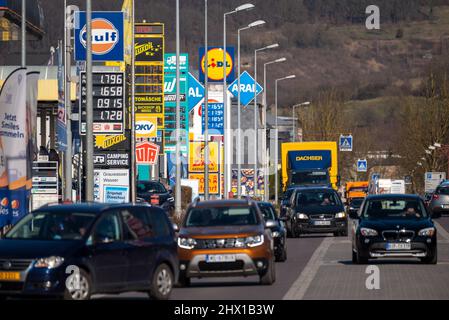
260, 258, 276, 285
356, 250, 369, 264
341, 229, 348, 237
280, 248, 288, 262
420, 249, 438, 264
432, 212, 441, 219
352, 249, 357, 264
333, 231, 340, 237
148, 264, 174, 300
64, 269, 92, 300
177, 273, 191, 287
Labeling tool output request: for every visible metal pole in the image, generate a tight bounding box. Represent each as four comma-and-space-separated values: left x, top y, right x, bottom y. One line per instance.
64, 2, 73, 201
263, 64, 268, 201
204, 0, 209, 200
292, 104, 295, 142
85, 0, 94, 201
254, 50, 258, 199
175, 0, 181, 216
223, 13, 227, 199
130, 0, 136, 202
274, 79, 278, 204
21, 0, 26, 67
237, 29, 242, 198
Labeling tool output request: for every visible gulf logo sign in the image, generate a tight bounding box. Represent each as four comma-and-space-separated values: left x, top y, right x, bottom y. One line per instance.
75, 12, 124, 62
199, 47, 235, 83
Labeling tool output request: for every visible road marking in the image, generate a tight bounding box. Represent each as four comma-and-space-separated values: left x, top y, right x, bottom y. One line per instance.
434, 221, 449, 241
283, 236, 334, 300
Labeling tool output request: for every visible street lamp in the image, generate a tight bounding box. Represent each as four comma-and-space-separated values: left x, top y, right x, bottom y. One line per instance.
274, 75, 296, 204
292, 101, 310, 142
253, 43, 279, 198
236, 19, 266, 198
223, 3, 255, 199
262, 57, 286, 201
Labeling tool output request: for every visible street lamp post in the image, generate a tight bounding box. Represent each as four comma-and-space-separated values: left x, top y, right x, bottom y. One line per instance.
274, 75, 296, 204
262, 57, 286, 201
236, 20, 265, 199
175, 0, 181, 216
204, 0, 209, 200
292, 101, 310, 142
253, 43, 279, 198
223, 3, 255, 199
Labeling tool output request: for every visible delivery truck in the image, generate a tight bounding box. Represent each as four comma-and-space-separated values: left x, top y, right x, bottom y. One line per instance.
345, 181, 369, 202
281, 141, 339, 191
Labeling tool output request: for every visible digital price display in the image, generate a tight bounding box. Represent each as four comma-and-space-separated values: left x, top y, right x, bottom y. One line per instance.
79, 71, 125, 135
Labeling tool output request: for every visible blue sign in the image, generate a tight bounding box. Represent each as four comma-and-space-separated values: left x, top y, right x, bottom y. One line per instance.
288, 150, 332, 171
357, 159, 368, 172
104, 186, 129, 203
74, 11, 124, 62
202, 103, 224, 135
188, 72, 204, 112
339, 135, 353, 152
228, 71, 263, 107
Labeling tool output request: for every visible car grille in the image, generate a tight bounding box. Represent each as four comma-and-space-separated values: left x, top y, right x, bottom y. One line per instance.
195, 238, 243, 249
198, 261, 244, 272
382, 230, 415, 241
0, 259, 33, 271
310, 214, 334, 220
0, 281, 24, 292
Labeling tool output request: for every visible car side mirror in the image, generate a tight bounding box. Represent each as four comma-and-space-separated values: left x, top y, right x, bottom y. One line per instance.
265, 220, 277, 228
172, 223, 179, 233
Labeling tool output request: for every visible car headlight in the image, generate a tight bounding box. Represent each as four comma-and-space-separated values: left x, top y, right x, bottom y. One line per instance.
272, 231, 281, 238
335, 212, 346, 218
360, 228, 378, 236
34, 256, 65, 269
418, 227, 436, 237
245, 235, 264, 247
297, 213, 308, 219
177, 237, 197, 250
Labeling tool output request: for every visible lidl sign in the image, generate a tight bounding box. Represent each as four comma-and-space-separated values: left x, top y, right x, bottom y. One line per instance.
199, 47, 235, 83
74, 11, 124, 62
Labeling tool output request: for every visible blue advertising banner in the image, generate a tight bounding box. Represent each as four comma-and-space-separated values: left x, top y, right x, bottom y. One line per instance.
188, 72, 204, 112
74, 11, 124, 62
199, 47, 235, 83
202, 103, 224, 135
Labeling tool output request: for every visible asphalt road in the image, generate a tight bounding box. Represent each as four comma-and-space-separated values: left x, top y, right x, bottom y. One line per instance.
94, 216, 449, 300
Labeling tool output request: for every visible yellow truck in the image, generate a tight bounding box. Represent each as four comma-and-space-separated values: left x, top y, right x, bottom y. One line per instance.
345, 181, 369, 202
281, 141, 339, 191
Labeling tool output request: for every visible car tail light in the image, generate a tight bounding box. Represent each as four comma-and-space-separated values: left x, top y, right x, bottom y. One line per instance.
433, 194, 439, 200
150, 195, 160, 205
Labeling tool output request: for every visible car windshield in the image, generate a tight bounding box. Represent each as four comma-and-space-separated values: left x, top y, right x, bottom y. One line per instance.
5, 211, 97, 241
436, 187, 449, 195
296, 190, 340, 207
258, 204, 276, 220
362, 199, 428, 219
291, 171, 328, 185
137, 181, 167, 193
350, 199, 364, 207
185, 207, 259, 227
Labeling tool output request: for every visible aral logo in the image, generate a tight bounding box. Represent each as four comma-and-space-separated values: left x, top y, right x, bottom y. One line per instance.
201, 48, 233, 81
80, 18, 119, 55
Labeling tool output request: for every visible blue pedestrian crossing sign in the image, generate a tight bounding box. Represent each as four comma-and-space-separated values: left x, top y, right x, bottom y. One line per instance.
339, 135, 353, 152
228, 71, 263, 107
357, 159, 368, 172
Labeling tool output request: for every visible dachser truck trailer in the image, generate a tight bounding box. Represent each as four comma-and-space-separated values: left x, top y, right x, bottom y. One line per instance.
281, 142, 339, 191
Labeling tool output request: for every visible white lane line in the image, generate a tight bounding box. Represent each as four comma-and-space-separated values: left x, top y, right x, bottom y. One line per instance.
434, 221, 449, 241
283, 236, 334, 300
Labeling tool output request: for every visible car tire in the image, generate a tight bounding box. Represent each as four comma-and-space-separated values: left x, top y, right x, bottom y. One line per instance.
260, 258, 276, 285
64, 269, 92, 300
148, 264, 174, 300
432, 212, 441, 219
341, 229, 348, 237
421, 249, 438, 264
177, 273, 191, 287
356, 250, 369, 264
333, 232, 340, 237
352, 249, 357, 264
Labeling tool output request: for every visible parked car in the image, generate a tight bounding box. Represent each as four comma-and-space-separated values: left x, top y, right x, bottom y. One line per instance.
429, 184, 449, 218
136, 181, 175, 216
285, 187, 348, 237
350, 194, 437, 264
177, 199, 276, 286
0, 203, 178, 300
257, 202, 287, 262
346, 198, 364, 217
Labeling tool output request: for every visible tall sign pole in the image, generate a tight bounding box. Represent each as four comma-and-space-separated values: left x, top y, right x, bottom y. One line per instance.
64, 2, 73, 201
223, 14, 228, 199
204, 0, 209, 200
130, 0, 136, 202
85, 0, 94, 201
21, 0, 26, 67
175, 0, 182, 215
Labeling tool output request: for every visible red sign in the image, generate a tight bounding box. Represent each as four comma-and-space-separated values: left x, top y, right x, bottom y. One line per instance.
136, 141, 159, 165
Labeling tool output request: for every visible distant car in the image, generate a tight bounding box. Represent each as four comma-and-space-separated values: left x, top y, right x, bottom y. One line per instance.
177, 199, 276, 286
0, 203, 178, 300
428, 184, 449, 218
280, 187, 296, 217
285, 187, 348, 237
347, 198, 364, 216
257, 202, 287, 262
137, 181, 175, 216
350, 194, 437, 264
423, 193, 433, 207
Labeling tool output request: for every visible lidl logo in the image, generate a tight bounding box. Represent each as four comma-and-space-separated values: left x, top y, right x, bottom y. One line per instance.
199, 47, 235, 83
75, 12, 124, 61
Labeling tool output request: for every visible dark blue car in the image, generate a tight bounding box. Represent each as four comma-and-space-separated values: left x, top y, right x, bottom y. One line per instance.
0, 203, 178, 300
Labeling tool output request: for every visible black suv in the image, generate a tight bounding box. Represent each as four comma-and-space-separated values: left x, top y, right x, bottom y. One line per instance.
285, 187, 347, 237
0, 203, 178, 300
137, 181, 175, 216
257, 202, 287, 262
350, 194, 437, 264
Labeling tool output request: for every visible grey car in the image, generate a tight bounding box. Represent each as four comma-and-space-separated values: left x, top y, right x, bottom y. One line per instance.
429, 184, 449, 218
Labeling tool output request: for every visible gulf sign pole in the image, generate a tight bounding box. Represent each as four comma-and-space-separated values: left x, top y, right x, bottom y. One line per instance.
85, 0, 94, 201
175, 0, 182, 216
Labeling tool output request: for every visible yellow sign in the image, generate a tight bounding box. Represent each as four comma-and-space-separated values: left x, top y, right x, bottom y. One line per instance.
189, 173, 219, 195
135, 114, 158, 138
200, 48, 234, 81
188, 142, 219, 173
296, 156, 323, 161
95, 134, 127, 150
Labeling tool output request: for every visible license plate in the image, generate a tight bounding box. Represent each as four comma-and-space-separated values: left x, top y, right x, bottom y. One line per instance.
205, 254, 236, 263
0, 272, 20, 281
386, 243, 411, 250
314, 220, 331, 226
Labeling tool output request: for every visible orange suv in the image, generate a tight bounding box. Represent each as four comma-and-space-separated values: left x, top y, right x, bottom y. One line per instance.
177, 199, 276, 286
